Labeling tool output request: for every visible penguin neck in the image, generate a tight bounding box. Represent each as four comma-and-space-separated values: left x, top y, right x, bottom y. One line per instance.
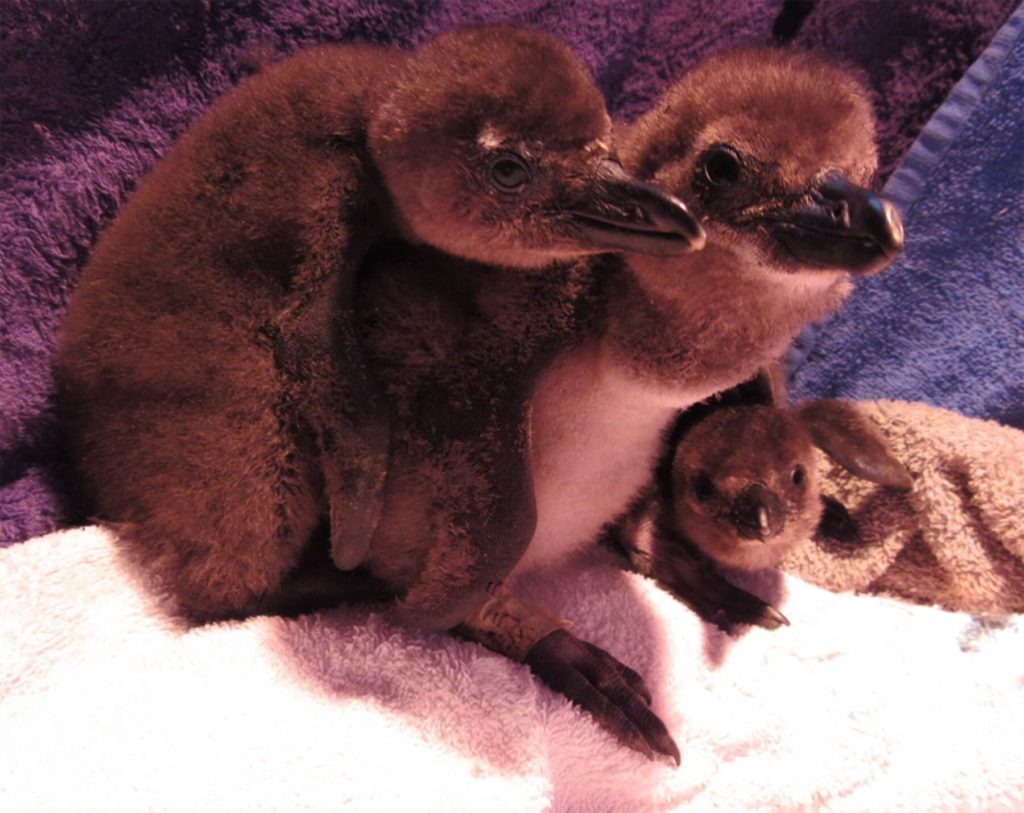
605, 244, 852, 399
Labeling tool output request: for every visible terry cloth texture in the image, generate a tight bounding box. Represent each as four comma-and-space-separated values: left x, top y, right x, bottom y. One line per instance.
789, 4, 1024, 429
0, 0, 1017, 545
782, 399, 1024, 616
2, 525, 1022, 812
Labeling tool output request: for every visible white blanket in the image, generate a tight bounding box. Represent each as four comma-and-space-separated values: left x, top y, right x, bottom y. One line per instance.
2, 526, 1022, 812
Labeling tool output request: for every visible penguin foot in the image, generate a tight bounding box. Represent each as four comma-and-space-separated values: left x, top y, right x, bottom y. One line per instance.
659, 560, 789, 633
524, 629, 679, 765
646, 541, 788, 632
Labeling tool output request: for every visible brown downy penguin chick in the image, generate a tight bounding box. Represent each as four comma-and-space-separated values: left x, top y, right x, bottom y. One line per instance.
505, 48, 903, 581
607, 47, 905, 403
56, 26, 701, 623
435, 49, 905, 746
611, 396, 912, 631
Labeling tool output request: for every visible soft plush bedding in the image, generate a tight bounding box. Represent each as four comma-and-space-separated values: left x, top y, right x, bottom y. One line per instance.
782, 399, 1024, 616
2, 2, 1023, 810
2, 524, 1022, 812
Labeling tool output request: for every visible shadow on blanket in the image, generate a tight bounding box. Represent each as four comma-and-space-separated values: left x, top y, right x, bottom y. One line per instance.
266, 559, 675, 778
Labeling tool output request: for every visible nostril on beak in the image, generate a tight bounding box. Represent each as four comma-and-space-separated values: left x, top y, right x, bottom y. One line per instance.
630, 203, 649, 224
830, 199, 850, 228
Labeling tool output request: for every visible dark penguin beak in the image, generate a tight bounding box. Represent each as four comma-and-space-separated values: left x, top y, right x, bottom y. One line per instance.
730, 483, 785, 541
760, 174, 904, 274
571, 160, 706, 256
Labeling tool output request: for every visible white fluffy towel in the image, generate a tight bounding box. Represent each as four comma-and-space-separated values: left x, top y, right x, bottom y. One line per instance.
2, 526, 1022, 812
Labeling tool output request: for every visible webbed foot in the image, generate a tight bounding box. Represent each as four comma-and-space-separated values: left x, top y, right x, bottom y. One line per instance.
525, 629, 679, 764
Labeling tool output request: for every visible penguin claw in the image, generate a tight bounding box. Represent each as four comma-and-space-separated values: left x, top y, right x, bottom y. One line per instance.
717, 588, 788, 631
525, 629, 679, 765
765, 604, 791, 628
663, 566, 787, 632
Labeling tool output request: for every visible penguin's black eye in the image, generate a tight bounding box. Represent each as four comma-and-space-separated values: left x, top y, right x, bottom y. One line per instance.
701, 145, 742, 186
694, 471, 716, 502
791, 465, 807, 487
489, 153, 531, 193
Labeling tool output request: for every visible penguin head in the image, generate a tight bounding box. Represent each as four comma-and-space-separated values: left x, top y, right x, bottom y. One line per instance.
369, 25, 704, 268
621, 48, 903, 279
667, 397, 913, 571
670, 405, 821, 571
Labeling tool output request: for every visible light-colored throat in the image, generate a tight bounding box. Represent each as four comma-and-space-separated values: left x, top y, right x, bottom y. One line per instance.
605, 251, 852, 393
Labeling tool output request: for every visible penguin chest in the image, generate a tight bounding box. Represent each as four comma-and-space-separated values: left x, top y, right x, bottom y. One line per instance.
513, 348, 690, 576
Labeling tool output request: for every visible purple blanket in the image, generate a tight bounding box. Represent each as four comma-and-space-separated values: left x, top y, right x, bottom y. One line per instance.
0, 0, 1017, 545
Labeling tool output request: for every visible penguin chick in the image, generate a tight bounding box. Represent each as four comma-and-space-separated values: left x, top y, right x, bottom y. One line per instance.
511, 47, 905, 582
608, 47, 904, 397
612, 398, 912, 631
56, 26, 701, 621
367, 26, 704, 268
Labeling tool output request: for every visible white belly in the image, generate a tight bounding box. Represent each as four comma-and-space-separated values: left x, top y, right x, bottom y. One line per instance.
513, 344, 720, 576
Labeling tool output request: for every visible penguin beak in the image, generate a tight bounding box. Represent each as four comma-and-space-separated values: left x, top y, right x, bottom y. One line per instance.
758, 173, 904, 275
569, 160, 706, 256
730, 484, 785, 541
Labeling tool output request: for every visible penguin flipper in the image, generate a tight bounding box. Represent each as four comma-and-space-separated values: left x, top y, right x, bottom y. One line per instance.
652, 532, 789, 632
273, 268, 392, 573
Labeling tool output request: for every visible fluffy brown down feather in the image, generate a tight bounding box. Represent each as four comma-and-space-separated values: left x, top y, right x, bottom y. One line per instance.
54, 27, 635, 621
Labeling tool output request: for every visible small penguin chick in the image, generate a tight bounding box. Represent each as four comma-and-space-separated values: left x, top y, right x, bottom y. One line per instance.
622, 46, 902, 274
611, 397, 912, 631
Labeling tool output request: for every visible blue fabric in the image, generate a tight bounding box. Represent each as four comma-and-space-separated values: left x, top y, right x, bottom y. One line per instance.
790, 7, 1024, 428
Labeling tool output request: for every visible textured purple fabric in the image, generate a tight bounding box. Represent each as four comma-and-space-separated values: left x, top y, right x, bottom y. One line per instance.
788, 0, 1021, 178
0, 0, 1016, 545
